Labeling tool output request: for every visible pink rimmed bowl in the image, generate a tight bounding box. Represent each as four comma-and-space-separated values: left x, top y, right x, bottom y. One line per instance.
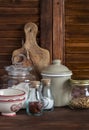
0, 97, 25, 116
0, 88, 26, 100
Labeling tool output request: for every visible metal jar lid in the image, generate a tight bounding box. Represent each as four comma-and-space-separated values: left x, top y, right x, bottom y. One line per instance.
70, 79, 89, 86
41, 59, 72, 77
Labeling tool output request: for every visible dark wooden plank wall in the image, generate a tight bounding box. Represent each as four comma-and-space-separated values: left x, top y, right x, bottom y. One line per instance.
0, 0, 89, 80
0, 0, 40, 76
40, 0, 65, 62
65, 0, 89, 79
41, 0, 89, 79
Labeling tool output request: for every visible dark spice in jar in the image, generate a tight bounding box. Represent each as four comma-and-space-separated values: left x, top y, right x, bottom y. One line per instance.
28, 101, 43, 115
26, 81, 43, 116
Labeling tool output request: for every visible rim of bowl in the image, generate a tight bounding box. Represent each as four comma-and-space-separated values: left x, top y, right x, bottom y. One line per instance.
0, 97, 25, 102
0, 88, 25, 98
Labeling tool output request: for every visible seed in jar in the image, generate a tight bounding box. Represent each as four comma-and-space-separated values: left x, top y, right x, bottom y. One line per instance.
87, 99, 89, 103
69, 96, 89, 108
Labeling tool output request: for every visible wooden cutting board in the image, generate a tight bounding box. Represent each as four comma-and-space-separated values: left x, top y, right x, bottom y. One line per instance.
12, 22, 50, 80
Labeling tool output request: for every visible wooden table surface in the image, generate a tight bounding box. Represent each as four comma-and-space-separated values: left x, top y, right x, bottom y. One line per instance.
0, 107, 89, 130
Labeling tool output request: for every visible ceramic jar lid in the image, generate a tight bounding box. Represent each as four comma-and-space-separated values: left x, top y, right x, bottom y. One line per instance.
41, 59, 72, 77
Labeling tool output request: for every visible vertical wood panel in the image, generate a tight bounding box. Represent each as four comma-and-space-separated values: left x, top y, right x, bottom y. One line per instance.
53, 0, 65, 62
40, 0, 53, 61
40, 0, 65, 62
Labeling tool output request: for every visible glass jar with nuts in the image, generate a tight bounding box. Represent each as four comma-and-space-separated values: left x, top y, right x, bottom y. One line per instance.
69, 79, 89, 109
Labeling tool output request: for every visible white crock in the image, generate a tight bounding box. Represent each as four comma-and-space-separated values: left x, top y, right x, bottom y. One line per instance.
41, 59, 72, 107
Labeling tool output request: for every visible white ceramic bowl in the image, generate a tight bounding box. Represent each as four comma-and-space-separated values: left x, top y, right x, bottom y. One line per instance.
0, 88, 26, 116
0, 88, 26, 100
0, 97, 25, 116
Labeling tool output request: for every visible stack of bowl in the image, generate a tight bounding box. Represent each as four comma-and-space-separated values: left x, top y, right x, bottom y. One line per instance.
0, 88, 26, 116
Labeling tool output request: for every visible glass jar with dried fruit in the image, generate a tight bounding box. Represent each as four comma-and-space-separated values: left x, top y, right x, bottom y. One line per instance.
26, 81, 43, 116
69, 79, 89, 109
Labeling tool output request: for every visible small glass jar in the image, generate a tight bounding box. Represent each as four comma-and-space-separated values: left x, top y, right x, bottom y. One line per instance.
26, 81, 43, 116
41, 78, 54, 111
69, 79, 89, 109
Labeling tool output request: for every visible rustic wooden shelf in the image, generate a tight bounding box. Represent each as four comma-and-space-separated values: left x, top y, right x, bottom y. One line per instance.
0, 107, 89, 130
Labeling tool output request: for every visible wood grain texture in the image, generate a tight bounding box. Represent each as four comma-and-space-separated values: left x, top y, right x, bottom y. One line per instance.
40, 0, 89, 79
40, 0, 65, 62
0, 108, 89, 130
0, 0, 40, 76
0, 0, 89, 80
12, 22, 50, 80
40, 0, 53, 61
53, 0, 65, 62
65, 0, 89, 79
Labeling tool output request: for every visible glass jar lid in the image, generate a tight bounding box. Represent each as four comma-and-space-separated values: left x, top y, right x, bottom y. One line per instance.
70, 79, 89, 86
5, 53, 32, 76
5, 64, 32, 76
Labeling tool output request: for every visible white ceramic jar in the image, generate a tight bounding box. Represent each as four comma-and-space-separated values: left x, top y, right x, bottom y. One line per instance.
41, 59, 72, 107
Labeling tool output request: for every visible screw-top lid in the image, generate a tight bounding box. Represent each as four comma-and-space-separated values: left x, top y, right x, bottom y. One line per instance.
70, 79, 89, 86
41, 59, 72, 77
